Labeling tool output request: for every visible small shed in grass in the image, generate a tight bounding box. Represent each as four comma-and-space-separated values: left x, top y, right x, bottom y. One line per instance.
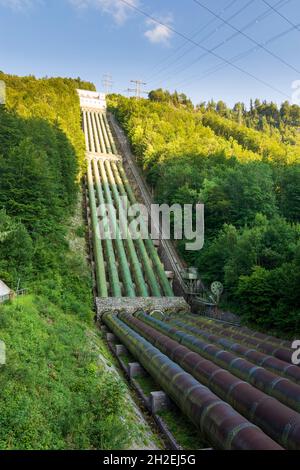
0, 280, 11, 303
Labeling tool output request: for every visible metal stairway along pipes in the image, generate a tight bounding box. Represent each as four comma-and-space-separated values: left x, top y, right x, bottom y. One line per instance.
103, 312, 282, 450
135, 312, 300, 450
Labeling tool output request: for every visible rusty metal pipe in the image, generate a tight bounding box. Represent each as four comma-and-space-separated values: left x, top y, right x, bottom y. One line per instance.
103, 312, 282, 450
168, 318, 300, 413
135, 312, 300, 450
172, 317, 300, 386
188, 317, 293, 364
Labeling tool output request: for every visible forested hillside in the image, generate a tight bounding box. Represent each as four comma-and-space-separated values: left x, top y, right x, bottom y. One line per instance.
0, 74, 154, 450
0, 73, 95, 305
108, 93, 300, 335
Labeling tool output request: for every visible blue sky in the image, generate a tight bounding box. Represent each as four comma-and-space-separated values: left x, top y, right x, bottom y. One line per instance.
0, 0, 299, 106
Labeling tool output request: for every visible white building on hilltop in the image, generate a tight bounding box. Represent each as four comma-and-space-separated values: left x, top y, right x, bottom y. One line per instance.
0, 280, 11, 303
77, 89, 106, 110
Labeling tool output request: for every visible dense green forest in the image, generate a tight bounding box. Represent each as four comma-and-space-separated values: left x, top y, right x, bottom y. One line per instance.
0, 74, 153, 449
108, 92, 300, 336
1, 73, 299, 447
0, 72, 95, 312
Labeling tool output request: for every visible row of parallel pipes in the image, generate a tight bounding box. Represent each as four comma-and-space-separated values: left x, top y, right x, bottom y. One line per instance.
82, 107, 173, 298
85, 110, 111, 154
134, 312, 300, 450
103, 312, 282, 450
101, 159, 148, 297
187, 316, 293, 364
115, 162, 174, 297
168, 318, 300, 412
107, 160, 161, 297
170, 316, 300, 385
238, 324, 291, 349
92, 159, 123, 297
83, 111, 108, 297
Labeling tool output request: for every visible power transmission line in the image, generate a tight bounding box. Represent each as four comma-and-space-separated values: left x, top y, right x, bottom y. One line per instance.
146, 0, 239, 81
124, 88, 134, 97
148, 0, 291, 85
191, 0, 300, 75
130, 80, 148, 98
149, 0, 262, 86
118, 0, 290, 98
172, 20, 299, 91
261, 0, 300, 31
149, 0, 291, 88
102, 73, 113, 94
148, 0, 254, 84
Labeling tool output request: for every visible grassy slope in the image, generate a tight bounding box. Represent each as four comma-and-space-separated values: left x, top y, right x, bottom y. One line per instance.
0, 193, 159, 450
0, 75, 159, 449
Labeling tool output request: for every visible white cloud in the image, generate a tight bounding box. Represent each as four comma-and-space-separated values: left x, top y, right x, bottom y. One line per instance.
0, 0, 175, 46
144, 17, 173, 45
69, 0, 139, 25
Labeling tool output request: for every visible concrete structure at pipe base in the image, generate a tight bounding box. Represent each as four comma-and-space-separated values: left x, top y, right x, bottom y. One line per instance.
96, 297, 190, 319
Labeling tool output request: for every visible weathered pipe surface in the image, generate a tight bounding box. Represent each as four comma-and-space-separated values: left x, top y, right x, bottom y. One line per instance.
189, 317, 293, 364
116, 162, 174, 297
86, 161, 108, 297
126, 312, 300, 449
103, 313, 282, 450
103, 112, 118, 155
192, 316, 292, 349
169, 318, 300, 412
172, 317, 300, 386
92, 159, 121, 297
136, 312, 300, 450
99, 159, 145, 297
103, 159, 150, 297
99, 112, 113, 154
227, 321, 291, 349
110, 161, 162, 296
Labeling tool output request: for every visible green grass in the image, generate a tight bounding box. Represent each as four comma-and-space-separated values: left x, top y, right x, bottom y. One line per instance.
119, 353, 135, 367
134, 374, 161, 395
158, 408, 209, 450
0, 74, 160, 451
134, 371, 209, 449
0, 295, 132, 450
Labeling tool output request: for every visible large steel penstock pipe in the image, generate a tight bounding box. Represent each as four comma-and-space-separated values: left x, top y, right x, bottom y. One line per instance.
103, 313, 282, 450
